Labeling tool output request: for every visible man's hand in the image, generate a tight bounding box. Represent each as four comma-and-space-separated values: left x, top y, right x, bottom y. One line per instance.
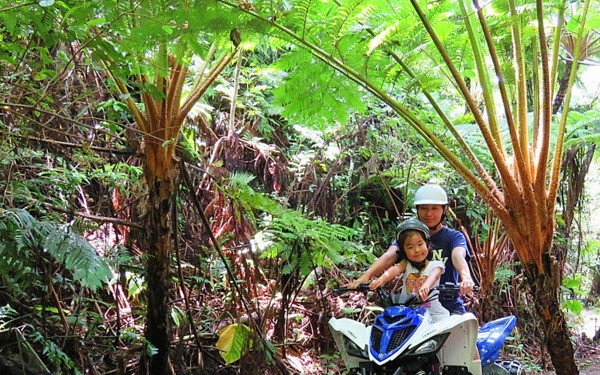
459, 278, 474, 295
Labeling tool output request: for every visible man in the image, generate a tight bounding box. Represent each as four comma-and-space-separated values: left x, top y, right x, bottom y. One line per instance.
349, 184, 475, 314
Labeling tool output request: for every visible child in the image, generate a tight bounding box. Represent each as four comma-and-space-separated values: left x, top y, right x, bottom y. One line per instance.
370, 218, 449, 322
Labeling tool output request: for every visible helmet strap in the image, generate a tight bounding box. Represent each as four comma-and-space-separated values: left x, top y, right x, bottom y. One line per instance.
427, 222, 441, 231
409, 259, 427, 271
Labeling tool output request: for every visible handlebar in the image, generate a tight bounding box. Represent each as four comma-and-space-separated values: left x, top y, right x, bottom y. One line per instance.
334, 283, 479, 295
333, 283, 479, 307
333, 283, 371, 296
435, 283, 480, 293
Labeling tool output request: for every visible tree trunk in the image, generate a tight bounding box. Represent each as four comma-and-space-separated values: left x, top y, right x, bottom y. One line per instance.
140, 170, 178, 375
524, 253, 578, 375
552, 60, 573, 114
561, 144, 596, 239
590, 266, 600, 305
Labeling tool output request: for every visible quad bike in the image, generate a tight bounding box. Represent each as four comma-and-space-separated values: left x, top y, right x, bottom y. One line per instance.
329, 284, 523, 375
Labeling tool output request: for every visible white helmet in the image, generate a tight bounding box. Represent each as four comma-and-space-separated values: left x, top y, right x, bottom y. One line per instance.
414, 184, 448, 206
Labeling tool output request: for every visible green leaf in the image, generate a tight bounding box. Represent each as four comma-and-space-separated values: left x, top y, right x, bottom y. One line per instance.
563, 277, 582, 289
86, 18, 106, 28
215, 324, 253, 364
564, 299, 583, 315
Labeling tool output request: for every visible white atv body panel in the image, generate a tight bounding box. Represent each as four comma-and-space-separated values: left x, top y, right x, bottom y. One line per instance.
329, 317, 372, 369
435, 313, 482, 375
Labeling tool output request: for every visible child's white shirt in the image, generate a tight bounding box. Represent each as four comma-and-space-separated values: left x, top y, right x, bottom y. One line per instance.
401, 260, 450, 321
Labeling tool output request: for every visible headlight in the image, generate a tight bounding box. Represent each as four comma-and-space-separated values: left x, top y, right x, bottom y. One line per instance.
411, 333, 449, 355
344, 336, 369, 359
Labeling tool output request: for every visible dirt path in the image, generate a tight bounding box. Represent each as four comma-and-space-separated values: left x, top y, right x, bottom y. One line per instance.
539, 360, 600, 375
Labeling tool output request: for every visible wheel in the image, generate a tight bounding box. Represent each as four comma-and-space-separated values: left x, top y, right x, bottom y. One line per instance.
482, 360, 524, 375
495, 360, 524, 375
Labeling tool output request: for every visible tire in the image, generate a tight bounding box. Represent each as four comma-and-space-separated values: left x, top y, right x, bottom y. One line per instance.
496, 360, 524, 375
482, 360, 524, 375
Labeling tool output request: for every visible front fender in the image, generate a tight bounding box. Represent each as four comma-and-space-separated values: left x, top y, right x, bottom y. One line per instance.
329, 317, 371, 369
328, 317, 371, 349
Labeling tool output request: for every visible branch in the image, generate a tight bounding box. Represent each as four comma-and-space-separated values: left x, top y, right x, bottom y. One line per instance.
363, 14, 502, 202
175, 47, 239, 127
39, 201, 144, 229
533, 0, 552, 197
458, 0, 502, 147
469, 0, 529, 193
508, 0, 532, 180
548, 0, 592, 209
102, 61, 148, 133
229, 49, 243, 135
549, 1, 567, 97
166, 59, 189, 139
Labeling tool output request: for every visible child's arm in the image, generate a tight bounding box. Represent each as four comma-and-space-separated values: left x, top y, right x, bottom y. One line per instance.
370, 259, 407, 290
417, 264, 444, 301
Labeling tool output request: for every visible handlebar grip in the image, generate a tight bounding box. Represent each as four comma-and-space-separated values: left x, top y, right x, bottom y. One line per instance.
434, 284, 480, 292
333, 283, 371, 295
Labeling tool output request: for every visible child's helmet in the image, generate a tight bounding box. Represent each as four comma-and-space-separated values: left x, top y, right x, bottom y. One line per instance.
396, 218, 430, 244
414, 184, 448, 206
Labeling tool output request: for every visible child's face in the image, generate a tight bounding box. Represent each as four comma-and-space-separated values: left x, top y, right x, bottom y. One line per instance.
403, 232, 428, 263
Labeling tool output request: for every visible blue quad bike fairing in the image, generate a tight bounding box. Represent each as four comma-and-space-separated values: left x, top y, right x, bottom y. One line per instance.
477, 315, 517, 366
370, 305, 425, 362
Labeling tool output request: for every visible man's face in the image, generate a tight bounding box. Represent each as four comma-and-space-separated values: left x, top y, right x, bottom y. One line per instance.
416, 204, 445, 228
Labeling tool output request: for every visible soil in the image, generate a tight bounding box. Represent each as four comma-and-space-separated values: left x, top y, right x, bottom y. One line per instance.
539, 360, 600, 375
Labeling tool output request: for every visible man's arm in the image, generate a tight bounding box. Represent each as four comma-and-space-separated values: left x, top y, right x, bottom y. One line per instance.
451, 246, 474, 294
348, 245, 399, 288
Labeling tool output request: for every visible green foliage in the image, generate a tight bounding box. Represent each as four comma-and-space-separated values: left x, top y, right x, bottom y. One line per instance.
0, 304, 19, 332
495, 264, 517, 293
219, 171, 368, 275
0, 208, 112, 293
0, 305, 78, 374
565, 109, 600, 147
45, 226, 113, 291
273, 49, 367, 128
261, 209, 363, 277
562, 266, 593, 316
31, 331, 82, 375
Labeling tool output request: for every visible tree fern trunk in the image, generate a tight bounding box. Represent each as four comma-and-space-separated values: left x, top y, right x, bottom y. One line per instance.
552, 60, 573, 114
524, 253, 578, 375
140, 173, 177, 375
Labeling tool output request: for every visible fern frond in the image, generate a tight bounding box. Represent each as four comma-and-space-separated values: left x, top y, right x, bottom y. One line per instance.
292, 0, 318, 38
330, 0, 371, 42
44, 227, 113, 292
228, 171, 256, 188
260, 208, 362, 276
0, 208, 111, 293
